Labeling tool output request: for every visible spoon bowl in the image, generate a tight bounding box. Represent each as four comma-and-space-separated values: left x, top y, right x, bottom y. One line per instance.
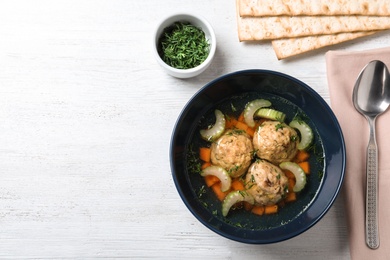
352, 60, 390, 249
353, 61, 390, 117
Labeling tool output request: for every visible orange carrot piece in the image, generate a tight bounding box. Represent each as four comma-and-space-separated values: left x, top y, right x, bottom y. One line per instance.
285, 192, 297, 203
283, 170, 295, 180
225, 117, 237, 129
199, 147, 211, 162
288, 178, 296, 192
244, 201, 254, 211
251, 205, 265, 216
264, 204, 278, 215
284, 170, 296, 191
245, 127, 255, 137
204, 175, 220, 187
231, 179, 245, 191
235, 121, 248, 131
295, 150, 310, 163
238, 112, 245, 122
298, 161, 310, 174
201, 162, 212, 170
211, 182, 230, 201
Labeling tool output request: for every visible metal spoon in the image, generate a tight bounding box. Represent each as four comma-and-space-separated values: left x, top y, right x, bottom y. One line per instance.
352, 60, 390, 249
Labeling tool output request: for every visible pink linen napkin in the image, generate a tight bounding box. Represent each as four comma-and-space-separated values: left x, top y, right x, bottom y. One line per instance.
326, 47, 390, 260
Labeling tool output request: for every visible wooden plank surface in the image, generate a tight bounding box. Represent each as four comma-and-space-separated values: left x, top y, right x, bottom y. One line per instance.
1, 0, 389, 258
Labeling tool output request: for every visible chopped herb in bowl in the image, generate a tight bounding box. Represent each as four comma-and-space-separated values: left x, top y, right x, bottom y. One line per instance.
154, 13, 216, 78
158, 22, 210, 69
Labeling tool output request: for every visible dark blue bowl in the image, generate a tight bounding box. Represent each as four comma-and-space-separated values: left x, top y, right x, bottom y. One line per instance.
170, 70, 346, 244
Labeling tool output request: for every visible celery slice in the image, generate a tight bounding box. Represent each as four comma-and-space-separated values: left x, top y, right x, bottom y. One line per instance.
279, 162, 307, 192
255, 108, 286, 122
200, 109, 226, 142
200, 166, 231, 192
222, 190, 254, 217
289, 119, 313, 150
243, 99, 272, 127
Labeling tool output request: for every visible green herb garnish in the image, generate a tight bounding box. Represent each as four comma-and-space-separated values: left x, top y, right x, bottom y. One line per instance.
186, 144, 201, 174
292, 112, 309, 123
228, 165, 241, 174
251, 149, 259, 158
198, 185, 206, 198
227, 129, 245, 135
290, 135, 298, 142
159, 22, 210, 69
231, 103, 237, 112
275, 123, 284, 131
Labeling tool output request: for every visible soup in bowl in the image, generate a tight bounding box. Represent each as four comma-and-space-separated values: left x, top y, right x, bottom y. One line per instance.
170, 70, 345, 244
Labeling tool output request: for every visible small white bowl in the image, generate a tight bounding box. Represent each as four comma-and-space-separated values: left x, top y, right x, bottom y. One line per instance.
153, 13, 216, 79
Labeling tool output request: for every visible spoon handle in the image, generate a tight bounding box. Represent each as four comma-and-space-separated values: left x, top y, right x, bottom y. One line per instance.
366, 117, 379, 249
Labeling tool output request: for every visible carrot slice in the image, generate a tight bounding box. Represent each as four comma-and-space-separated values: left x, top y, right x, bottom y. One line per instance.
283, 169, 295, 179
264, 204, 278, 215
244, 201, 254, 211
245, 127, 255, 137
295, 150, 310, 163
231, 179, 245, 191
285, 192, 297, 203
235, 121, 249, 131
228, 118, 254, 136
283, 170, 297, 192
298, 161, 310, 174
204, 175, 220, 187
211, 182, 230, 201
225, 117, 237, 129
251, 205, 265, 215
238, 112, 245, 122
199, 147, 211, 162
201, 162, 212, 170
288, 178, 296, 192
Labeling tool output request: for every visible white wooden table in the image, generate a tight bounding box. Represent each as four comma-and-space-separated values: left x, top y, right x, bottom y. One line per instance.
1, 0, 390, 259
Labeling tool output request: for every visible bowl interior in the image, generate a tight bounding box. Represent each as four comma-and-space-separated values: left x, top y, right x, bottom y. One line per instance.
170, 70, 345, 244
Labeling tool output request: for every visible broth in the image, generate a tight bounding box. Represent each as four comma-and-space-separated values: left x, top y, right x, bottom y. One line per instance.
186, 91, 325, 230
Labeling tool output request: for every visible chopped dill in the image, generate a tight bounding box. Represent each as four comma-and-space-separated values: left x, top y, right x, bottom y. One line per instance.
238, 190, 248, 197
159, 22, 210, 69
186, 144, 201, 174
235, 222, 243, 228
198, 185, 207, 198
251, 149, 259, 158
227, 129, 245, 135
231, 103, 237, 112
275, 123, 284, 131
225, 114, 231, 121
228, 165, 241, 174
318, 170, 324, 179
290, 135, 298, 142
292, 112, 309, 123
